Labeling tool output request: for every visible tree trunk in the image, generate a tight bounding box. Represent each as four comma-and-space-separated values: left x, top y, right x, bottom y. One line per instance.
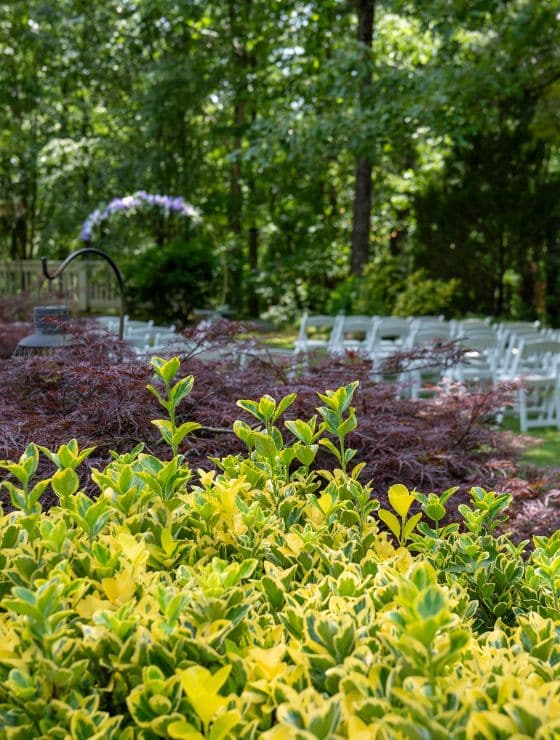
227, 0, 256, 313
350, 0, 376, 276
247, 225, 259, 316
351, 158, 373, 274
545, 217, 560, 326
229, 101, 244, 238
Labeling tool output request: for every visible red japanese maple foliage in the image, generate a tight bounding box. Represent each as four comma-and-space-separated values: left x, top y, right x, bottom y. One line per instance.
0, 321, 521, 523
0, 294, 36, 358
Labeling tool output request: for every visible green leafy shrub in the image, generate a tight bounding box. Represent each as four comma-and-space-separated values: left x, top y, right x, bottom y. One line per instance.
335, 255, 462, 319
124, 234, 218, 323
347, 250, 404, 317
0, 356, 559, 738
393, 268, 462, 317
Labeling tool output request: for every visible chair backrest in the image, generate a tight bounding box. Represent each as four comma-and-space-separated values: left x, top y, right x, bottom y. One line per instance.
460, 317, 492, 326
454, 333, 501, 376
457, 333, 500, 351
412, 314, 444, 322
497, 320, 540, 332
454, 319, 495, 337
406, 324, 453, 348
125, 319, 154, 329
409, 316, 445, 331
366, 317, 412, 354
125, 332, 150, 351
501, 329, 542, 368
295, 313, 338, 352
328, 315, 376, 354
508, 339, 560, 378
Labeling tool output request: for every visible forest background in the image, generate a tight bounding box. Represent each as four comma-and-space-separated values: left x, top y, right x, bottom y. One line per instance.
1, 0, 559, 325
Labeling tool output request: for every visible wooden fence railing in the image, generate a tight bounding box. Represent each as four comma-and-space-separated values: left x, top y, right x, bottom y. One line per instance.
0, 260, 120, 312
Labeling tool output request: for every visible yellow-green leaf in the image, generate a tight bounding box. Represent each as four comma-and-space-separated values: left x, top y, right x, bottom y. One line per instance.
177, 665, 232, 727
378, 508, 401, 539
388, 483, 415, 518
101, 572, 136, 605
168, 720, 204, 740
403, 512, 422, 541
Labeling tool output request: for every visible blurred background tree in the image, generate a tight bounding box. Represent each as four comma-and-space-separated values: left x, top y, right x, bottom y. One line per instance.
0, 0, 558, 322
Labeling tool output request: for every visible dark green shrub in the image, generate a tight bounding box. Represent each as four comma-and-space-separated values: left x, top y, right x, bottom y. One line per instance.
124, 234, 217, 324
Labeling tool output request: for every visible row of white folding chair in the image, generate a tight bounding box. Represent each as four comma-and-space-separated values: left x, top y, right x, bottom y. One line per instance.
295, 313, 499, 356
391, 322, 545, 380
295, 313, 546, 363
331, 315, 445, 357
408, 337, 560, 429
316, 315, 444, 399
450, 328, 550, 384
295, 313, 560, 426
296, 314, 448, 357
360, 317, 559, 429
542, 328, 560, 341
395, 335, 560, 409
453, 337, 560, 430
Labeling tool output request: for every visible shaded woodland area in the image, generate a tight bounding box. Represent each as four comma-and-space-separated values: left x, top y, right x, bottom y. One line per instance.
1, 1, 559, 323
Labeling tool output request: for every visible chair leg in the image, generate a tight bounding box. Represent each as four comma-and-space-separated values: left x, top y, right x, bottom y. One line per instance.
518, 388, 528, 433
555, 386, 560, 430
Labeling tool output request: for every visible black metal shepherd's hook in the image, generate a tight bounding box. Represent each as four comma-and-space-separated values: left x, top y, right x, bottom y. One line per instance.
41, 247, 126, 340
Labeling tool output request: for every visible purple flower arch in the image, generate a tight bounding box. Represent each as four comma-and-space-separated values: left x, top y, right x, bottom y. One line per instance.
80, 191, 200, 242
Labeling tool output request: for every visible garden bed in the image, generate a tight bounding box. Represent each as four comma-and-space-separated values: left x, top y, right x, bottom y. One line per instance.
0, 356, 559, 736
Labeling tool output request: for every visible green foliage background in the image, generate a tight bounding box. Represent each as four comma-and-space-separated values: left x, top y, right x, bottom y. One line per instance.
0, 0, 559, 321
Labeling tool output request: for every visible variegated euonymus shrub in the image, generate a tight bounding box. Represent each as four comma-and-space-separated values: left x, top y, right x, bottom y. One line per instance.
0, 357, 559, 739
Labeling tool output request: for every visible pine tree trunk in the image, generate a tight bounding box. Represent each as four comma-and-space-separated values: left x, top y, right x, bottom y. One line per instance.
350, 0, 376, 276
351, 158, 373, 274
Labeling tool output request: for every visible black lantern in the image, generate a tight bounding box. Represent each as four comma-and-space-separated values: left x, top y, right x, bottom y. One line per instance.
15, 305, 71, 355
13, 247, 125, 356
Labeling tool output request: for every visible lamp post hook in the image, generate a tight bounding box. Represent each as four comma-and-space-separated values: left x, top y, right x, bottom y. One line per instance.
41, 247, 126, 340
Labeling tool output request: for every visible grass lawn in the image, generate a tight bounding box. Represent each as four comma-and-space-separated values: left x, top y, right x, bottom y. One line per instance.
501, 416, 560, 468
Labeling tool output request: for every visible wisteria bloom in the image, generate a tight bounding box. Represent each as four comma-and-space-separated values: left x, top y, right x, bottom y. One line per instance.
80, 192, 201, 242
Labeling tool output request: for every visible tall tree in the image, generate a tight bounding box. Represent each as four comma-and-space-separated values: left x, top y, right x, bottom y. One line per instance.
350, 0, 376, 276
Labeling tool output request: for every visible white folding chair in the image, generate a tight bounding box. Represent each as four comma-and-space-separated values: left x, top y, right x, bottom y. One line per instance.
497, 339, 560, 431
327, 315, 376, 355
151, 327, 178, 351
366, 317, 412, 361
124, 332, 151, 354
294, 313, 338, 355
402, 324, 454, 399
451, 332, 501, 384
